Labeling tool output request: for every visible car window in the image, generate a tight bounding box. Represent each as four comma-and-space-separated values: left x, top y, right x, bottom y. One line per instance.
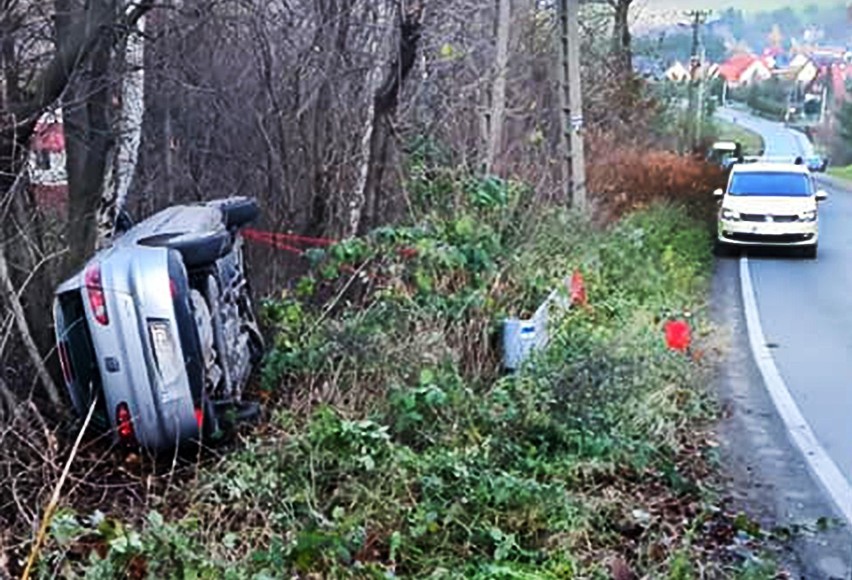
728, 172, 812, 197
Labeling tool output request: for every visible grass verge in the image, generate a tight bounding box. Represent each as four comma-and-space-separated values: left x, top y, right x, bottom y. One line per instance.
828, 165, 852, 183
713, 120, 765, 155
33, 174, 783, 578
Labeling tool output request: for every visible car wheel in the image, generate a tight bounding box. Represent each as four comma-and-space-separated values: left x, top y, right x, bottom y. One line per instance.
171, 230, 234, 269
713, 239, 733, 258
200, 390, 221, 441
217, 197, 259, 230
801, 244, 817, 259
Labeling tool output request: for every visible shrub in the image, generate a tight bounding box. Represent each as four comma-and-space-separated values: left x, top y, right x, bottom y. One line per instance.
585, 133, 726, 223
36, 149, 770, 578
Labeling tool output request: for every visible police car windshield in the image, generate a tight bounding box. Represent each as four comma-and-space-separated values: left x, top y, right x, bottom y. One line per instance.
728, 172, 812, 197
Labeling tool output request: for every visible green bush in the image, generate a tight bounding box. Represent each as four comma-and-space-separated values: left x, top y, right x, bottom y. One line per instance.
43, 194, 757, 578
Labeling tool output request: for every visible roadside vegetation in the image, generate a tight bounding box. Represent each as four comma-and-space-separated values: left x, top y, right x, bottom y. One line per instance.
713, 120, 765, 156
828, 165, 852, 182
0, 2, 805, 578
28, 155, 791, 578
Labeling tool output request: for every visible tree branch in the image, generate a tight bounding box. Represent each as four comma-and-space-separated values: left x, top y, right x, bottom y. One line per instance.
1, 0, 155, 171
0, 182, 62, 406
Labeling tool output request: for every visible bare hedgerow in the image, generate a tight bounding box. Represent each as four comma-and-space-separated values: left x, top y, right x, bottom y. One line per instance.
585, 130, 727, 224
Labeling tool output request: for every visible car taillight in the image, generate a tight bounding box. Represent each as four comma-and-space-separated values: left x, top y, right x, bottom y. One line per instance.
85, 263, 109, 325
57, 340, 75, 385
169, 278, 178, 298
116, 402, 135, 441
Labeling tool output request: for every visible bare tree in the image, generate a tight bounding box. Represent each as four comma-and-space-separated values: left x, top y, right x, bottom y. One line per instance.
348, 1, 423, 236
96, 7, 146, 248
484, 0, 511, 174
608, 0, 633, 77
0, 0, 153, 196
0, 0, 153, 405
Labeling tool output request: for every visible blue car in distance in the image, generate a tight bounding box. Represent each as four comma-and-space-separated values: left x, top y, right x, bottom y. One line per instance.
805, 155, 829, 173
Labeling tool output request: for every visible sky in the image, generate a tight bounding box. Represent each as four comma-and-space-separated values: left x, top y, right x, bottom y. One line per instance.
632, 0, 844, 30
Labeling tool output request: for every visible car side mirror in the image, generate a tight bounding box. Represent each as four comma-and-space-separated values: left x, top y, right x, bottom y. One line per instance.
713, 188, 724, 199
816, 190, 828, 202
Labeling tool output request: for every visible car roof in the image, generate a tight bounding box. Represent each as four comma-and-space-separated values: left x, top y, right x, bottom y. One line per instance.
712, 141, 737, 150
730, 162, 809, 174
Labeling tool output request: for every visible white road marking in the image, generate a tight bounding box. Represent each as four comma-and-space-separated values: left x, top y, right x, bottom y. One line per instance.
740, 256, 852, 526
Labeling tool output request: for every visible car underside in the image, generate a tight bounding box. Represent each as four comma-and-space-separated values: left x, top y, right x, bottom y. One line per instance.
54, 197, 264, 451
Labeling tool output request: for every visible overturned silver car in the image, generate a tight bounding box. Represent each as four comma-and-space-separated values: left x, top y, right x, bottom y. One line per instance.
53, 197, 264, 451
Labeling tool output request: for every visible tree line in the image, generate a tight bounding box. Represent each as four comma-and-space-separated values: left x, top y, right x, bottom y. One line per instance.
0, 0, 649, 417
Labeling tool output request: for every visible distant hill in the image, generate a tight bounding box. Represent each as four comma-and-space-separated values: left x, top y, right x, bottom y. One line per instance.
633, 0, 847, 32
640, 0, 841, 12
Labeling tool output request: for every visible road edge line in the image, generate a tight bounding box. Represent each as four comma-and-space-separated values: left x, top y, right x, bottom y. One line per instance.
740, 255, 852, 526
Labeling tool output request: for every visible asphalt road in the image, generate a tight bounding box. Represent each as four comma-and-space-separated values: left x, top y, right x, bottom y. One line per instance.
715, 107, 815, 159
712, 108, 852, 575
717, 109, 852, 486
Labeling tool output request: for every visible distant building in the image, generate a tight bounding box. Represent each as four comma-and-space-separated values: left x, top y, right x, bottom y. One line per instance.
718, 54, 772, 87
665, 61, 690, 82
28, 110, 68, 213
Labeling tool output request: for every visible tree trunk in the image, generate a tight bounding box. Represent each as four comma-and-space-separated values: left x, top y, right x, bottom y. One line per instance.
0, 5, 56, 355
347, 0, 395, 238
484, 0, 512, 174
349, 2, 423, 237
611, 0, 632, 77
0, 236, 63, 407
96, 11, 146, 248
58, 0, 115, 271
0, 0, 153, 198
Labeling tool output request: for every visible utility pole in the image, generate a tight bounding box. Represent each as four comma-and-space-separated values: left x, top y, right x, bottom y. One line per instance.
556, 0, 587, 212
685, 10, 710, 152
695, 45, 706, 146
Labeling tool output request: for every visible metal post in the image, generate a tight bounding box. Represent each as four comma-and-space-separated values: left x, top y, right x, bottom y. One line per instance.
555, 0, 586, 212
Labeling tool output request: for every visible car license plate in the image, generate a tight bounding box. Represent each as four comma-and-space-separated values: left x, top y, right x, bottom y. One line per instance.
148, 320, 182, 398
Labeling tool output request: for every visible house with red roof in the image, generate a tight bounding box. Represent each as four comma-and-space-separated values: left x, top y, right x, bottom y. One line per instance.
718, 54, 772, 88
28, 110, 68, 212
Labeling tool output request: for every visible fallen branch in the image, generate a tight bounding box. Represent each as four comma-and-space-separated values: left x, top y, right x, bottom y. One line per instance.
0, 247, 67, 360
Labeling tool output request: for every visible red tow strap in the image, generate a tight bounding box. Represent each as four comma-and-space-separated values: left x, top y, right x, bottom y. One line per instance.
242, 228, 336, 255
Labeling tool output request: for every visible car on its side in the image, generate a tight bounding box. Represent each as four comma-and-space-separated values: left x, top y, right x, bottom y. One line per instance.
804, 155, 829, 173
714, 163, 827, 259
54, 197, 264, 451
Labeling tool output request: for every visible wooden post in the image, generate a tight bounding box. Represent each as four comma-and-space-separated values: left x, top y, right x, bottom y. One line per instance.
685, 10, 710, 152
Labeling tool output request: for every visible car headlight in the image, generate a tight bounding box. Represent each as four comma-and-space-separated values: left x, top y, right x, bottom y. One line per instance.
798, 210, 817, 222
721, 208, 740, 221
